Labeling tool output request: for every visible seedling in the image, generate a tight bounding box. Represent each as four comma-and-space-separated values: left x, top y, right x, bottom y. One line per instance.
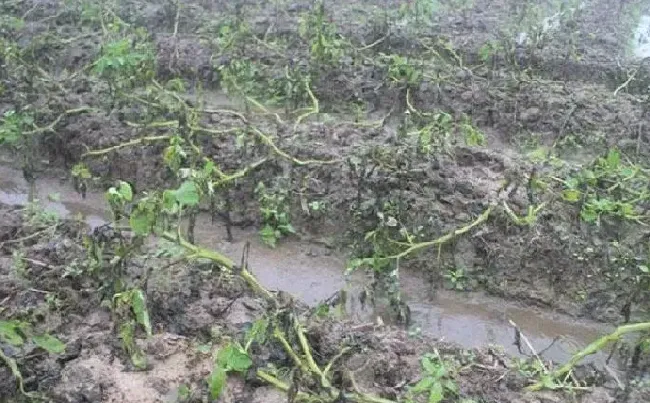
407, 352, 458, 403
207, 343, 252, 400
255, 182, 295, 248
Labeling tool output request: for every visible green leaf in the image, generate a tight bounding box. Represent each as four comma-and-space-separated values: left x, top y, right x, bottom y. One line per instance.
428, 382, 444, 403
118, 181, 133, 201
32, 333, 66, 354
260, 224, 278, 248
422, 357, 437, 374
443, 379, 458, 394
412, 376, 435, 393
177, 384, 191, 401
580, 208, 598, 223
282, 223, 296, 234
129, 209, 151, 236
208, 366, 227, 400
606, 149, 620, 169
130, 289, 152, 336
174, 181, 199, 206
217, 344, 252, 372
0, 321, 24, 346
562, 189, 581, 202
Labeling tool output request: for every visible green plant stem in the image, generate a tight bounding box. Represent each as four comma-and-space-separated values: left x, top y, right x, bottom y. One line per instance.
256, 370, 316, 402
22, 107, 94, 135
0, 348, 33, 398
323, 347, 350, 377
273, 327, 312, 374
294, 322, 328, 387
528, 321, 650, 391
211, 158, 268, 186
383, 206, 492, 261
81, 135, 172, 157
160, 231, 275, 301
162, 231, 233, 268
292, 79, 319, 133
249, 126, 339, 166
256, 369, 398, 403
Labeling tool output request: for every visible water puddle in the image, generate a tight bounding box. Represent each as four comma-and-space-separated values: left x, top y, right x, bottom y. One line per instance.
633, 14, 650, 59
0, 163, 615, 366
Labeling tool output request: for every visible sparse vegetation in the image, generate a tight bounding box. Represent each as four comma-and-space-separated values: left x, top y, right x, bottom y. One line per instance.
0, 0, 649, 402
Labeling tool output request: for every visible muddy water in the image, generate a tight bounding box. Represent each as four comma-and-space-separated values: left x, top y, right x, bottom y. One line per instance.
633, 14, 650, 59
0, 163, 615, 366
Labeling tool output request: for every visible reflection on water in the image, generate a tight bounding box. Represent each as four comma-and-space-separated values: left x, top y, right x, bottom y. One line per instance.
633, 15, 650, 59
0, 163, 614, 366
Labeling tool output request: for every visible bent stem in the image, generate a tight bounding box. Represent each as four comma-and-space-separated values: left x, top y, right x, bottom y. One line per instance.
528, 322, 650, 391
256, 369, 397, 403
383, 206, 492, 261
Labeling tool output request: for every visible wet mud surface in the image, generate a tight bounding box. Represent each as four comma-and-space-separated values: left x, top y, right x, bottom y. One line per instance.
0, 162, 616, 366
2, 0, 650, 401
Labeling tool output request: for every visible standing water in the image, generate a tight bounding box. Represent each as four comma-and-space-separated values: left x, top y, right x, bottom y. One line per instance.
0, 162, 615, 367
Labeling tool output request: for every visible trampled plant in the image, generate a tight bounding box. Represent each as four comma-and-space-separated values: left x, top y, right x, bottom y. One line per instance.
0, 319, 66, 398
113, 288, 152, 369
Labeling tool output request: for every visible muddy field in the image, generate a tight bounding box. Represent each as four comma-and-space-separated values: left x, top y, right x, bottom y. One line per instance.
1, 0, 650, 402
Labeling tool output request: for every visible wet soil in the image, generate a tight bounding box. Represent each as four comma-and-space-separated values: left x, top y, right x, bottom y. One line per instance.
0, 197, 631, 403
2, 0, 650, 401
0, 162, 617, 366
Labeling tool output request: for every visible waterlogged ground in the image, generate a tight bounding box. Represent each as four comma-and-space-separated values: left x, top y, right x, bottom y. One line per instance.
0, 161, 626, 403
0, 162, 615, 366
2, 0, 650, 402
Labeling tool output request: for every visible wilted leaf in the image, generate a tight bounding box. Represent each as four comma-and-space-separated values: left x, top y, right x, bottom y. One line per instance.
177, 384, 191, 401
197, 344, 212, 354
130, 289, 152, 336
130, 347, 148, 369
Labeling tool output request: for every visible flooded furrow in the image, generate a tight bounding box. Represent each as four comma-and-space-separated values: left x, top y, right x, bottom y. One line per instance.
0, 163, 615, 366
